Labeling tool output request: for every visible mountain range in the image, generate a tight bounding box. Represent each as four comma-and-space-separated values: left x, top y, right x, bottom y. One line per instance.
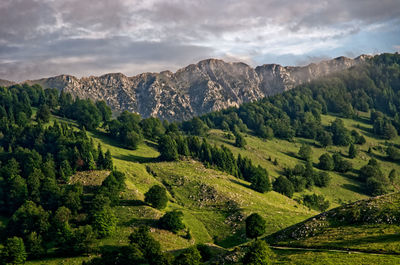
5, 55, 370, 120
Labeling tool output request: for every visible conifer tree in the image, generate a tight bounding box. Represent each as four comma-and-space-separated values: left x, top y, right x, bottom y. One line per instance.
349, 144, 357, 159
158, 135, 178, 161
97, 144, 105, 169
245, 213, 266, 239
234, 132, 246, 148
103, 150, 113, 170
87, 152, 96, 170
144, 185, 168, 209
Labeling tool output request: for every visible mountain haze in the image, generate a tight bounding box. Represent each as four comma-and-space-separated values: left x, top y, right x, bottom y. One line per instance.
18, 55, 370, 120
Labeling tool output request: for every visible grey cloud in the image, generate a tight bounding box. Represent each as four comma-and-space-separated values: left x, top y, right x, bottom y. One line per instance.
0, 0, 399, 81
0, 37, 214, 81
0, 0, 57, 43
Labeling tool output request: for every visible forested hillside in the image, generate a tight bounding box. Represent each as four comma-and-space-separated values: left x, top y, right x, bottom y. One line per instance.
0, 53, 400, 264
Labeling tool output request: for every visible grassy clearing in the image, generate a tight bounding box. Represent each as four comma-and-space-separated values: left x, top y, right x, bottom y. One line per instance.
69, 170, 110, 186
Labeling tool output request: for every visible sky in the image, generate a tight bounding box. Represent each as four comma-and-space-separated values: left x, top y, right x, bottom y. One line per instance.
1, 0, 400, 82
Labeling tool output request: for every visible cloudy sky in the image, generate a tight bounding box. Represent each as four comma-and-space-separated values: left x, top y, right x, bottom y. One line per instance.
1, 0, 400, 81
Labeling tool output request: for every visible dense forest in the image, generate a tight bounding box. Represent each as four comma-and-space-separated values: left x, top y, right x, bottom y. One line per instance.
0, 53, 400, 264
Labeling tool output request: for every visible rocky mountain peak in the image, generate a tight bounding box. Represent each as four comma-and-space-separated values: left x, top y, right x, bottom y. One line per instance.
3, 55, 369, 121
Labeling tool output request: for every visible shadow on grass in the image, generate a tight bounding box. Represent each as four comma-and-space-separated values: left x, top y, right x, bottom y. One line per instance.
368, 151, 388, 161
122, 218, 157, 227
214, 228, 247, 248
228, 178, 252, 189
119, 199, 145, 207
282, 151, 299, 160
114, 153, 159, 163
90, 130, 126, 148
356, 124, 376, 139
342, 183, 366, 195
145, 140, 158, 150
328, 233, 400, 249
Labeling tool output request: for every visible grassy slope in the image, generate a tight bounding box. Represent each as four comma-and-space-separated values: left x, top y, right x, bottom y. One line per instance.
206, 112, 400, 208
147, 160, 315, 247
267, 192, 400, 254
86, 130, 316, 249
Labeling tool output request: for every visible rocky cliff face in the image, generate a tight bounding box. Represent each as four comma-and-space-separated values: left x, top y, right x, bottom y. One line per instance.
0, 79, 15, 87
23, 55, 369, 120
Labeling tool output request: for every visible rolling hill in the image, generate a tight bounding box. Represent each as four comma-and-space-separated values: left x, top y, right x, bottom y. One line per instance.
267, 191, 400, 255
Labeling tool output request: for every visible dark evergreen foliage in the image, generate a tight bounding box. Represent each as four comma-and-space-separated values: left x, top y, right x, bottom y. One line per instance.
144, 185, 168, 209
158, 210, 185, 233
303, 194, 330, 211
245, 213, 266, 239
273, 176, 294, 198
242, 240, 274, 265
318, 153, 334, 171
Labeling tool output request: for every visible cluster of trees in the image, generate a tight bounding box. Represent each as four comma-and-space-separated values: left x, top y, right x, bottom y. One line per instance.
371, 111, 398, 140
0, 167, 125, 260
144, 185, 187, 235
157, 135, 272, 193
302, 194, 330, 212
359, 159, 393, 196
59, 96, 111, 130
0, 83, 126, 262
84, 226, 177, 265
318, 152, 353, 173
106, 112, 168, 150
279, 161, 331, 198
387, 145, 400, 161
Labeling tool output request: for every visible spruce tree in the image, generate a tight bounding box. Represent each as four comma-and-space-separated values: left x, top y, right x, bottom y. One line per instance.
87, 152, 96, 170
61, 160, 73, 178
245, 213, 266, 239
234, 132, 246, 148
298, 144, 312, 161
389, 169, 397, 183
174, 247, 202, 265
318, 153, 334, 170
273, 176, 294, 198
349, 144, 357, 158
104, 150, 113, 170
158, 135, 178, 161
97, 144, 105, 169
36, 104, 51, 123
144, 185, 168, 209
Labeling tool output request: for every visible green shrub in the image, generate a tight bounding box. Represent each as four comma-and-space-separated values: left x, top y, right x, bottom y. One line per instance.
245, 213, 266, 239
158, 210, 185, 233
144, 185, 168, 209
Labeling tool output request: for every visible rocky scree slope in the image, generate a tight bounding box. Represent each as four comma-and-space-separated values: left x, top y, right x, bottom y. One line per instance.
23, 55, 369, 120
